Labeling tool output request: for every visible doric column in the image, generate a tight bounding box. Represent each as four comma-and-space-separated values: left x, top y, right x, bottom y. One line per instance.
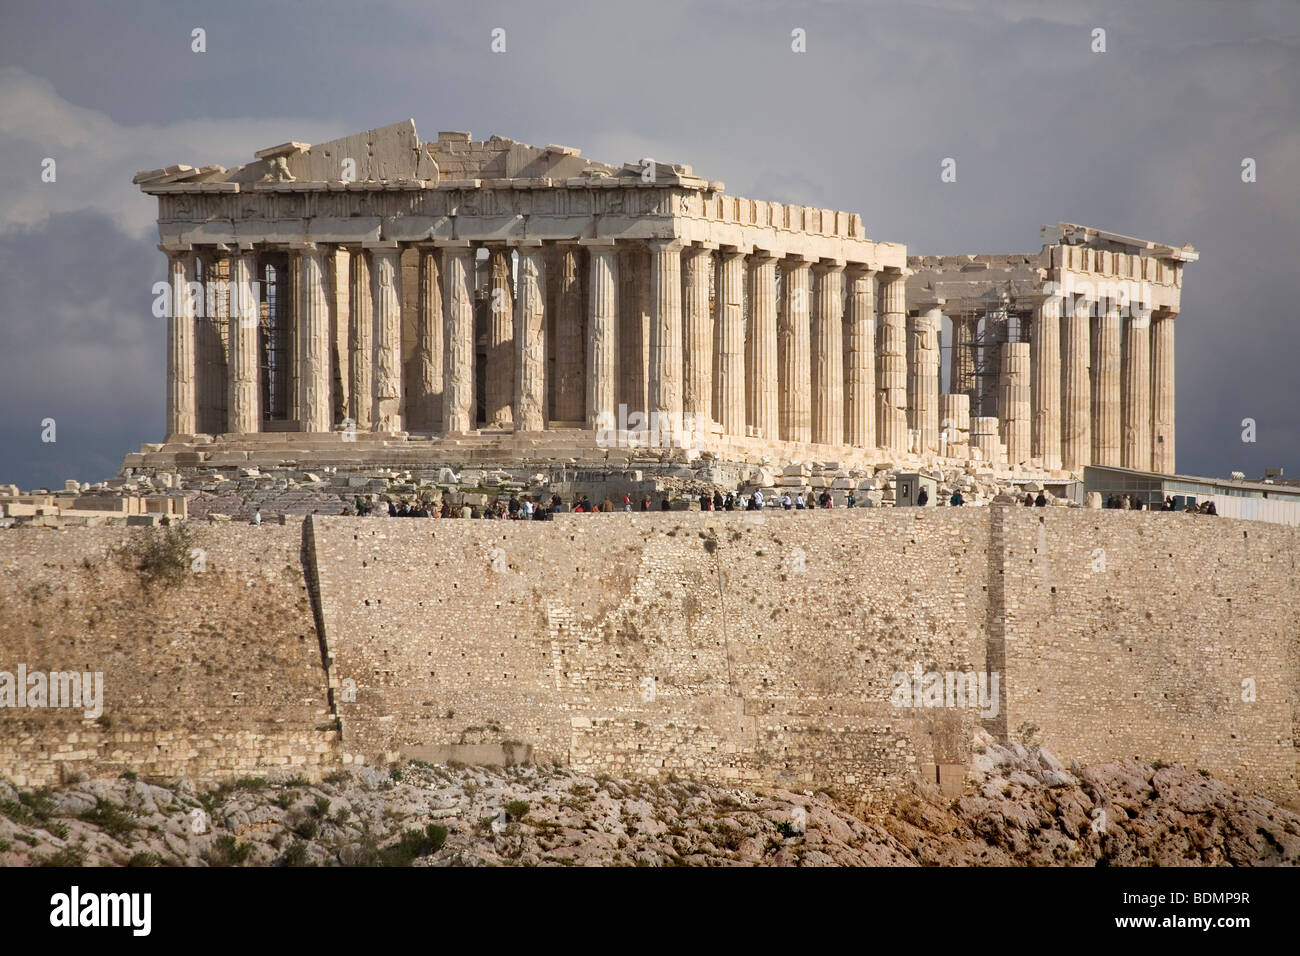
414, 245, 443, 433
329, 247, 350, 426
585, 241, 618, 430
486, 247, 515, 427
745, 251, 779, 439
554, 245, 585, 422
843, 265, 875, 448
811, 261, 845, 446
682, 245, 713, 426
441, 242, 475, 434
1122, 304, 1152, 470
877, 272, 908, 454
1091, 296, 1121, 466
714, 248, 747, 437
513, 243, 547, 431
999, 342, 1030, 465
907, 307, 940, 454
647, 239, 684, 420
1060, 293, 1092, 472
164, 249, 197, 437
950, 315, 976, 407
1151, 309, 1176, 474
1030, 294, 1062, 470
227, 248, 260, 434
348, 249, 372, 430
778, 256, 812, 443
368, 243, 403, 432
939, 393, 970, 458
296, 244, 331, 432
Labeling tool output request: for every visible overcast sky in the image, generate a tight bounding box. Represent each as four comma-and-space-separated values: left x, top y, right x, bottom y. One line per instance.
1, 0, 1296, 488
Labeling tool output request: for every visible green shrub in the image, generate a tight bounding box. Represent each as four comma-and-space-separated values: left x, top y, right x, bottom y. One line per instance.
127, 523, 200, 586
279, 841, 313, 867
77, 799, 137, 841
207, 834, 253, 867
37, 845, 86, 867
292, 818, 318, 840
505, 799, 530, 820
127, 851, 159, 867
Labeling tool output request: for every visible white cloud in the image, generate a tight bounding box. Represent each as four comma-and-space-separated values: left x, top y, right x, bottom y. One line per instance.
0, 67, 344, 238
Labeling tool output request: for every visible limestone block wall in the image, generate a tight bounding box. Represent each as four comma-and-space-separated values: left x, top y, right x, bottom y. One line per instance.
995, 509, 1300, 804
0, 525, 338, 786
309, 511, 990, 805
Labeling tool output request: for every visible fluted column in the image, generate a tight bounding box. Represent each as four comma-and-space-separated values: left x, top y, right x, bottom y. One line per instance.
586, 242, 618, 430
682, 245, 713, 426
1091, 296, 1121, 466
745, 252, 779, 439
513, 243, 547, 431
198, 250, 229, 434
441, 243, 475, 434
877, 272, 908, 454
844, 265, 875, 448
779, 257, 812, 443
1122, 305, 1152, 470
348, 250, 373, 430
1151, 310, 1176, 474
296, 244, 331, 432
415, 246, 443, 432
907, 307, 940, 454
165, 250, 197, 437
647, 239, 684, 420
1061, 294, 1092, 472
368, 244, 403, 432
227, 249, 260, 434
951, 315, 976, 407
554, 245, 585, 422
1030, 295, 1061, 470
999, 341, 1030, 465
811, 261, 845, 446
485, 247, 514, 427
714, 248, 746, 436
329, 247, 350, 426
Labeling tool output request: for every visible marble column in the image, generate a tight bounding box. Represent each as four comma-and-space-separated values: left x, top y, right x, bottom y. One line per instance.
486, 247, 515, 427
647, 239, 684, 421
745, 252, 779, 439
682, 245, 713, 427
227, 249, 260, 434
1151, 310, 1176, 474
165, 250, 197, 437
1091, 296, 1122, 466
950, 316, 976, 407
1030, 295, 1062, 470
198, 251, 229, 434
348, 250, 373, 430
939, 393, 970, 458
907, 307, 941, 454
296, 244, 331, 432
1061, 294, 1092, 472
415, 246, 443, 432
843, 265, 875, 449
586, 242, 618, 431
811, 261, 845, 446
877, 272, 908, 454
999, 341, 1031, 465
329, 247, 350, 426
554, 245, 585, 422
513, 243, 547, 431
1122, 305, 1152, 470
441, 243, 476, 434
368, 244, 403, 433
713, 248, 746, 437
779, 256, 812, 443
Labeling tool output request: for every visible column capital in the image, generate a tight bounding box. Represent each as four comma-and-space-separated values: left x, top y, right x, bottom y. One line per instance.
509, 238, 545, 249
645, 238, 685, 254
1153, 307, 1178, 321
718, 245, 748, 260
158, 242, 193, 256
434, 238, 473, 250
813, 258, 847, 272
844, 261, 875, 276
362, 239, 400, 251
747, 248, 778, 263
577, 237, 618, 248
289, 241, 320, 253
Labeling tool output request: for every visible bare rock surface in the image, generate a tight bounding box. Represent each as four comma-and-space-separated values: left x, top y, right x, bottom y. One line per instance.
2, 732, 1296, 866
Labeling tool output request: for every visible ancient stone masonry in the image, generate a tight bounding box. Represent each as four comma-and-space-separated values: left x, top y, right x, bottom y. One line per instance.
136, 124, 1193, 479
907, 223, 1196, 475
3, 510, 1296, 808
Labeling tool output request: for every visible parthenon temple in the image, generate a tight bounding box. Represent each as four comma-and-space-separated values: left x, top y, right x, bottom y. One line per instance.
132, 120, 1196, 477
